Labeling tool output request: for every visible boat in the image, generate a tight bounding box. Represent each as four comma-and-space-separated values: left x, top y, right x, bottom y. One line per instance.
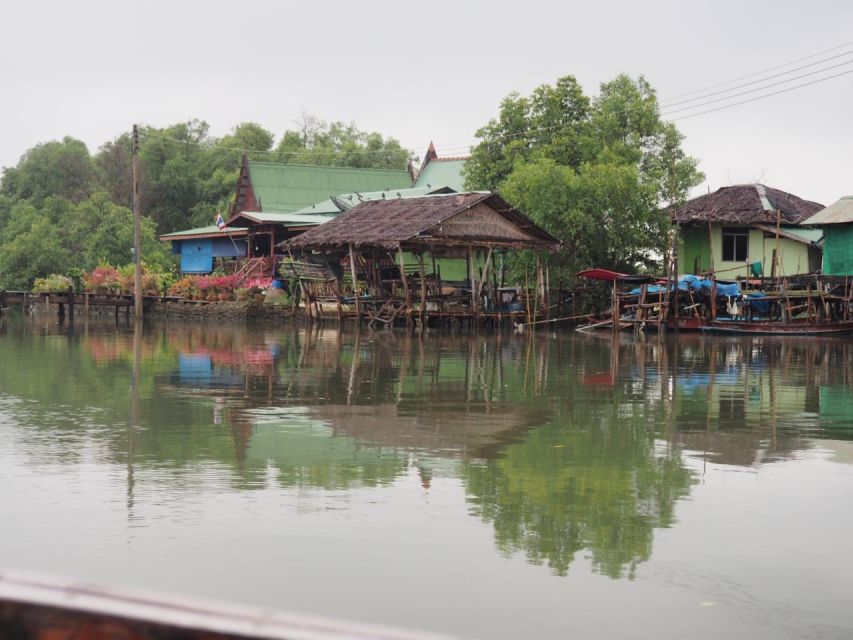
700, 318, 853, 336
0, 568, 451, 640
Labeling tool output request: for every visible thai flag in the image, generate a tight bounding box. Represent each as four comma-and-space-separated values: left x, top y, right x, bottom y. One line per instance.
216, 212, 226, 230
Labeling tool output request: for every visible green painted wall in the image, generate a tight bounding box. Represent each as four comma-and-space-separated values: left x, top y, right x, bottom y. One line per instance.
679, 224, 815, 277
823, 226, 853, 275
679, 227, 710, 274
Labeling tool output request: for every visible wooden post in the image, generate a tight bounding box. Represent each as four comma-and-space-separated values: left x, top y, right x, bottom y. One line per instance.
348, 243, 361, 321
417, 252, 427, 325
774, 208, 782, 278
398, 246, 412, 318
132, 124, 143, 320
468, 247, 478, 313
67, 286, 75, 321
544, 261, 551, 320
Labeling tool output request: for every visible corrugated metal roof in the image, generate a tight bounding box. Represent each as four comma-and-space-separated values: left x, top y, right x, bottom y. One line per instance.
233, 212, 336, 226
412, 158, 467, 191
292, 186, 458, 215
159, 225, 248, 241
802, 196, 853, 225
753, 224, 824, 245
247, 162, 412, 213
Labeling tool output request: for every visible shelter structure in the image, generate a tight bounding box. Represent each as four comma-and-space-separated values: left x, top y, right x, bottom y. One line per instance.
801, 196, 853, 275
159, 225, 248, 274
220, 153, 412, 275
282, 192, 559, 326
671, 184, 823, 278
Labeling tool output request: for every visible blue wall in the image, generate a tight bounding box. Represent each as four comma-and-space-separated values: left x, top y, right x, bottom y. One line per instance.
173, 238, 247, 273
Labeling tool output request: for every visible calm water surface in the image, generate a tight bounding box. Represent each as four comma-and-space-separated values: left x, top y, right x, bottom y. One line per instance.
1, 313, 852, 639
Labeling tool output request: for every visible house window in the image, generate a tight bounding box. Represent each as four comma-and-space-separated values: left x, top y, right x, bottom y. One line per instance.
721, 227, 748, 262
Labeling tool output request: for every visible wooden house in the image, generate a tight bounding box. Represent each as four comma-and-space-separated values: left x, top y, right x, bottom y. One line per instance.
283, 192, 559, 325
671, 184, 824, 278
801, 195, 853, 275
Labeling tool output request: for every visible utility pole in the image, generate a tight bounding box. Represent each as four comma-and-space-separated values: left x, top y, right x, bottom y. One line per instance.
132, 124, 143, 319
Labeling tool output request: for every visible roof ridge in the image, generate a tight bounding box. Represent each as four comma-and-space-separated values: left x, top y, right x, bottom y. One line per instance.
247, 161, 410, 174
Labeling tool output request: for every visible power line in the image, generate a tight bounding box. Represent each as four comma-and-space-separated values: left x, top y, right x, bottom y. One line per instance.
670, 66, 853, 121
662, 48, 853, 108
661, 58, 853, 116
665, 38, 853, 100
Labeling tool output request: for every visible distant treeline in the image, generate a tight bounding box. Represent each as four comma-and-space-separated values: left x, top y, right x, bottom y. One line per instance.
0, 116, 411, 289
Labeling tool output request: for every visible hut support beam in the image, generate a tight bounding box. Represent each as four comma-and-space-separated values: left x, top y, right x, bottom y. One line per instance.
398, 247, 412, 320
349, 244, 361, 320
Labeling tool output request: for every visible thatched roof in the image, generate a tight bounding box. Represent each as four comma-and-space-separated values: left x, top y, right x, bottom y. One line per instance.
671, 184, 823, 225
283, 192, 560, 251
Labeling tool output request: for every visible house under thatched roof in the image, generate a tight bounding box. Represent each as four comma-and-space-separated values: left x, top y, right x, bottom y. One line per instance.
671, 184, 823, 225
283, 192, 559, 251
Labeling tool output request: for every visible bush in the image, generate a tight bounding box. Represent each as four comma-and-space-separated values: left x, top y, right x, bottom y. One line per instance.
32, 274, 73, 293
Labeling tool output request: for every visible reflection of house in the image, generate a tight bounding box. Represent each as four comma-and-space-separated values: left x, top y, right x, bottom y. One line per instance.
672, 184, 823, 278
800, 196, 853, 275
159, 226, 248, 274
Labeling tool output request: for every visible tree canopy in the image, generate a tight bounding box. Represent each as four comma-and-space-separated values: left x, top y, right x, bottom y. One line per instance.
464, 75, 703, 279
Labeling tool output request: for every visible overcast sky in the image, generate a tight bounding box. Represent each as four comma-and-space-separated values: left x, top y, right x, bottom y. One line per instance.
2, 0, 852, 205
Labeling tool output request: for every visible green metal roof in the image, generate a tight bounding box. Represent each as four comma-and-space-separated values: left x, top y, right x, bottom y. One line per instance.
802, 196, 853, 226
159, 225, 247, 241
413, 158, 467, 191
248, 162, 412, 213
783, 227, 824, 244
292, 186, 457, 215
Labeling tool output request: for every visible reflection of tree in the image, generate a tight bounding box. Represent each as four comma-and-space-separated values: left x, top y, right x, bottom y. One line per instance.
464, 412, 693, 579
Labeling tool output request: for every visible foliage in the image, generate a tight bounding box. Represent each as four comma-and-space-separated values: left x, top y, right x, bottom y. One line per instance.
1, 137, 94, 204
274, 112, 410, 170
83, 264, 121, 291
32, 273, 74, 293
0, 115, 413, 289
465, 74, 703, 281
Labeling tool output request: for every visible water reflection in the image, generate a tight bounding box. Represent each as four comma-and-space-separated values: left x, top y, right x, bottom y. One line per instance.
2, 315, 853, 584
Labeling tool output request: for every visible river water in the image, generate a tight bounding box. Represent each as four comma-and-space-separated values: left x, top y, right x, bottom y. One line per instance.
1, 313, 852, 639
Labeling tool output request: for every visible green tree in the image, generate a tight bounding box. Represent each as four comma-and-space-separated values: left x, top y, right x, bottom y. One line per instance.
1, 137, 95, 204
0, 200, 72, 288
274, 112, 411, 170
465, 74, 703, 279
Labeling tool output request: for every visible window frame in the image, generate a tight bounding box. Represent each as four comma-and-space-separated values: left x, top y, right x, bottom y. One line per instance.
721, 227, 749, 262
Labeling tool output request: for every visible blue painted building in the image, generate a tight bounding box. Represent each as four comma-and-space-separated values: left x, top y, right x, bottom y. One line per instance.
159, 225, 248, 274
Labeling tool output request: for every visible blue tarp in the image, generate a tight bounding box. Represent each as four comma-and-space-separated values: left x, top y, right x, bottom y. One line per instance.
628, 276, 740, 297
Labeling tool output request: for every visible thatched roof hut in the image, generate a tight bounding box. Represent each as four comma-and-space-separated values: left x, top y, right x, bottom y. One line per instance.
671, 184, 823, 225
283, 192, 559, 252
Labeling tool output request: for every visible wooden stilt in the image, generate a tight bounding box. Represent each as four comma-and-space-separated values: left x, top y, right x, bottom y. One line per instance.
349, 243, 361, 321
398, 246, 412, 321
417, 252, 427, 325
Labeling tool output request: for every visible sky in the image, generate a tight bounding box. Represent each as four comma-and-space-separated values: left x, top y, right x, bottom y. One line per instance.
2, 0, 852, 205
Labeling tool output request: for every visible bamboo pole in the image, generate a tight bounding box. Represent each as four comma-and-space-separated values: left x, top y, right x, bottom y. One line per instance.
417, 252, 427, 325
348, 243, 361, 320
398, 246, 412, 318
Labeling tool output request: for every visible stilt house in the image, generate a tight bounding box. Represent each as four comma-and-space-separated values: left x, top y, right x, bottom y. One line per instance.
801, 195, 853, 275
283, 192, 559, 325
671, 184, 824, 278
